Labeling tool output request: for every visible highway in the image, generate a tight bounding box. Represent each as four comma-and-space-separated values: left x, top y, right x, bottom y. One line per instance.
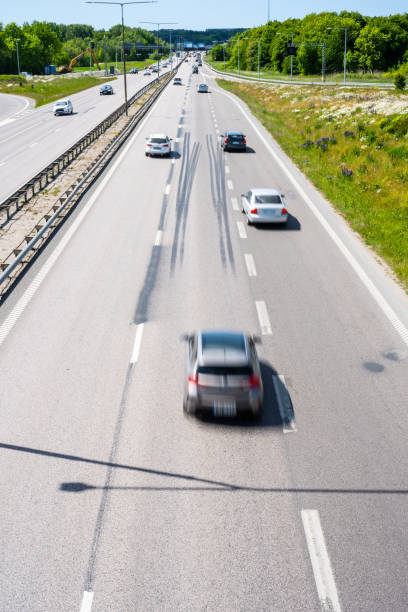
0, 66, 172, 203
0, 57, 408, 611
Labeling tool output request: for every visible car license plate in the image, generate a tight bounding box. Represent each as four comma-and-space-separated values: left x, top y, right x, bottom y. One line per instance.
212, 400, 237, 417
153, 147, 161, 150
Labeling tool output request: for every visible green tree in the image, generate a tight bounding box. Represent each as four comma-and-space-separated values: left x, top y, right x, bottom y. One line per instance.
355, 25, 388, 71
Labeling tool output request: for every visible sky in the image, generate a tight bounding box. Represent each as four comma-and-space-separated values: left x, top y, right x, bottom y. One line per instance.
2, 0, 407, 31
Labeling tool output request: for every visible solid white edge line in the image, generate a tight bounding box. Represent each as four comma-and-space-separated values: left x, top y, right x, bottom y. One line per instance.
225, 165, 230, 174
79, 590, 94, 612
272, 374, 296, 433
237, 221, 247, 239
231, 197, 239, 211
130, 323, 144, 364
154, 230, 163, 246
217, 87, 408, 348
244, 253, 257, 277
0, 88, 162, 347
301, 510, 342, 612
255, 300, 272, 335
227, 179, 234, 190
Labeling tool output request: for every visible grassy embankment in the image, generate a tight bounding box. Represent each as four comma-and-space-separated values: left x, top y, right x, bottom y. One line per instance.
73, 55, 170, 72
0, 74, 115, 106
217, 78, 408, 290
208, 59, 394, 84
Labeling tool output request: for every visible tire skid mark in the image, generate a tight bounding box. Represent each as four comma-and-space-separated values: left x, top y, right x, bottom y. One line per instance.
170, 132, 201, 272
206, 134, 235, 271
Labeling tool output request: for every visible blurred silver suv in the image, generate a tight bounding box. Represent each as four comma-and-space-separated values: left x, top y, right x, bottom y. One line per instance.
183, 330, 263, 418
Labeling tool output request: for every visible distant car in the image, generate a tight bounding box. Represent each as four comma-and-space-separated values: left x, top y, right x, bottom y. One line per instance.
193, 65, 198, 73
241, 188, 288, 226
144, 69, 151, 76
53, 99, 73, 115
197, 83, 208, 93
100, 84, 113, 95
145, 133, 172, 157
183, 329, 263, 418
129, 68, 139, 74
173, 77, 182, 85
221, 131, 247, 152
185, 59, 189, 62
152, 67, 159, 73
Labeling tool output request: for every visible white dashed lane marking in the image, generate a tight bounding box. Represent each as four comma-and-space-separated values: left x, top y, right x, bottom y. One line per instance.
130, 323, 144, 364
225, 165, 230, 174
165, 184, 171, 195
237, 222, 247, 239
244, 254, 257, 277
227, 180, 234, 191
154, 230, 163, 246
231, 197, 239, 211
255, 300, 272, 335
80, 590, 94, 612
302, 510, 342, 612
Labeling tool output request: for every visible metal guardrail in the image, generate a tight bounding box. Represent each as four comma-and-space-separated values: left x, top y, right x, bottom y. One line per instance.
0, 63, 182, 299
0, 72, 171, 223
205, 60, 396, 89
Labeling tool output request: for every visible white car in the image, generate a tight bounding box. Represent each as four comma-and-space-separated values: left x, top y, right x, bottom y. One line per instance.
173, 77, 182, 85
53, 99, 73, 115
241, 188, 288, 225
197, 83, 208, 93
145, 133, 172, 157
143, 69, 151, 76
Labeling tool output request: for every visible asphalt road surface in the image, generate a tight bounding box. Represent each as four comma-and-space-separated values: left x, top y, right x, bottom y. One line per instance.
0, 65, 173, 202
0, 59, 408, 612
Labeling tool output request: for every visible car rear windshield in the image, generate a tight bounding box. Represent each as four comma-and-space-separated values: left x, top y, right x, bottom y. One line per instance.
198, 365, 252, 376
150, 138, 167, 143
254, 194, 282, 204
228, 134, 244, 140
56, 102, 67, 106
202, 332, 245, 352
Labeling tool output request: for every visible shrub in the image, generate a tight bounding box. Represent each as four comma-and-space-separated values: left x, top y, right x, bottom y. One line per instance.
379, 115, 408, 137
388, 146, 408, 160
394, 72, 406, 91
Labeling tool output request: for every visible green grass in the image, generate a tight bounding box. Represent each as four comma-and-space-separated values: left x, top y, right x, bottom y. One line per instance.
207, 59, 395, 84
0, 74, 116, 107
217, 78, 408, 290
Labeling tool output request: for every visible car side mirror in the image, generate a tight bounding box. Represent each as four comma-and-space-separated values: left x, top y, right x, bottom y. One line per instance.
251, 335, 262, 344
179, 333, 189, 342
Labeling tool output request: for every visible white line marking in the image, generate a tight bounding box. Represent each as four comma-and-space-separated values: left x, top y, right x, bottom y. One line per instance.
130, 323, 144, 364
217, 87, 408, 348
244, 253, 257, 277
272, 374, 296, 433
216, 128, 220, 134
0, 121, 44, 145
0, 162, 6, 167
0, 90, 162, 348
225, 165, 230, 174
302, 510, 342, 612
0, 118, 16, 128
55, 128, 62, 133
227, 180, 234, 191
165, 184, 171, 195
154, 230, 163, 246
237, 221, 247, 239
29, 142, 38, 148
255, 300, 272, 335
231, 197, 239, 211
171, 158, 175, 164
79, 590, 94, 612
178, 123, 183, 128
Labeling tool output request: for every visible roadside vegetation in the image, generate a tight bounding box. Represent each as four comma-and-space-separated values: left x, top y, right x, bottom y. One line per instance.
211, 12, 408, 81
217, 79, 408, 290
0, 74, 115, 106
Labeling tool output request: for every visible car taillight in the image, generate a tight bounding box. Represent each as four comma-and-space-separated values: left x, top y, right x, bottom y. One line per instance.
163, 144, 169, 147
250, 208, 258, 214
281, 208, 288, 214
225, 138, 228, 144
249, 375, 261, 389
243, 138, 246, 144
147, 143, 152, 146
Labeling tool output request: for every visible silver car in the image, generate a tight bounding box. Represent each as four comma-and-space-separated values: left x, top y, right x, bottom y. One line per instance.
183, 329, 263, 418
145, 133, 172, 157
197, 83, 208, 93
241, 188, 288, 225
53, 99, 73, 115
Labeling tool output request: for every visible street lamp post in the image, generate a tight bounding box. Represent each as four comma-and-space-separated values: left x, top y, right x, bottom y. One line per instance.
140, 22, 178, 80
85, 1, 157, 116
327, 26, 348, 85
15, 39, 21, 76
